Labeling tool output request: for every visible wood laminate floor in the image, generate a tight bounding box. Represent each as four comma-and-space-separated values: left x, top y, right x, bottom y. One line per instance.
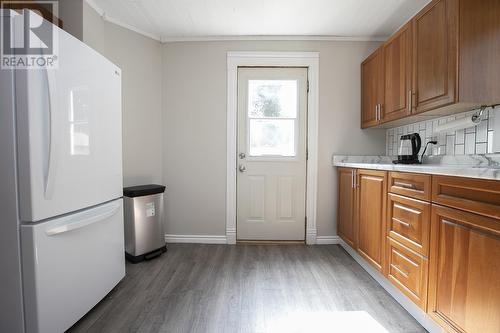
68, 244, 426, 333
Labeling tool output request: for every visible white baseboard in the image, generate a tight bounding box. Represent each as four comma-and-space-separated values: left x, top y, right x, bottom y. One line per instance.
338, 240, 445, 333
315, 235, 341, 245
165, 234, 227, 244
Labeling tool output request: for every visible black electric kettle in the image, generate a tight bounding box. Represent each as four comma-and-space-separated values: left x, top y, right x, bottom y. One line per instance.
393, 133, 422, 164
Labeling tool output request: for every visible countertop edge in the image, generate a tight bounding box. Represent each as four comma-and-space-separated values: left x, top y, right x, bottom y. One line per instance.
332, 161, 500, 181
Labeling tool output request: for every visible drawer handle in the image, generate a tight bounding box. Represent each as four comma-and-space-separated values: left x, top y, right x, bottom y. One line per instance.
391, 264, 410, 278
45, 201, 121, 236
393, 217, 411, 228
394, 181, 417, 190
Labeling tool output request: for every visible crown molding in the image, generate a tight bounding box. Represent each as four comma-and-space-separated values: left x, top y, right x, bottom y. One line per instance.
85, 0, 104, 17
84, 0, 162, 42
161, 35, 387, 43
103, 15, 162, 41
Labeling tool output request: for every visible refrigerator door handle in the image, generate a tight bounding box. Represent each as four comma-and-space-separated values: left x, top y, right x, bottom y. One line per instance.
45, 201, 121, 236
44, 69, 58, 200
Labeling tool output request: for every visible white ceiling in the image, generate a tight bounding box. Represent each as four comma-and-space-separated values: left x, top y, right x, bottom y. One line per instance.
88, 0, 430, 42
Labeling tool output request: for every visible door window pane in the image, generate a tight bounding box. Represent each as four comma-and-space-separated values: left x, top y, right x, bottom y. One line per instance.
249, 119, 295, 156
248, 80, 297, 118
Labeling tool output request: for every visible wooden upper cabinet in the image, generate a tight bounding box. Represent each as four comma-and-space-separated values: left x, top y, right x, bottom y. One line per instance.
361, 49, 384, 128
458, 0, 500, 105
357, 170, 387, 273
381, 22, 412, 123
337, 168, 357, 248
412, 0, 457, 114
360, 0, 500, 128
428, 204, 500, 333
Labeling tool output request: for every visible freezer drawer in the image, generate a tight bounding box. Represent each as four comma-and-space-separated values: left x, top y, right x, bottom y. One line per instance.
21, 199, 125, 333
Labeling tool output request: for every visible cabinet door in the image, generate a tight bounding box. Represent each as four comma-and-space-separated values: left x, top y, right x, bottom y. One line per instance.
361, 49, 384, 128
382, 22, 412, 123
357, 170, 387, 273
412, 0, 457, 114
428, 204, 500, 333
337, 168, 357, 248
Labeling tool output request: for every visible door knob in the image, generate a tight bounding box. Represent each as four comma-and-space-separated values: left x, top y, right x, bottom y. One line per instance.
239, 152, 246, 159
239, 164, 246, 172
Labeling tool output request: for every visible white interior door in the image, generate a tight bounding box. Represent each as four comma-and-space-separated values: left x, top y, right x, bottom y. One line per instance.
237, 67, 308, 241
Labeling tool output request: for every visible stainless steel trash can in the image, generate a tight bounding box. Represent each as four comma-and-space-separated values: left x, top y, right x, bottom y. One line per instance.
123, 184, 167, 263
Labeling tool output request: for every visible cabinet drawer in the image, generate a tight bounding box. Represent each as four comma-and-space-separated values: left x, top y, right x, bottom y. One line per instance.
388, 172, 431, 201
432, 175, 500, 220
387, 237, 428, 310
387, 193, 430, 256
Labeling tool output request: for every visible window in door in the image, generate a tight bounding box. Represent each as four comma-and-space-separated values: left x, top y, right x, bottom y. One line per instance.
247, 80, 298, 157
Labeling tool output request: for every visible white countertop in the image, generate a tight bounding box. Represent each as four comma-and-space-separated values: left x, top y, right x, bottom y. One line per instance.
332, 155, 500, 181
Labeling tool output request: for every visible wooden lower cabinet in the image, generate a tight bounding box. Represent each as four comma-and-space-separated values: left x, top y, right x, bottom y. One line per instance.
337, 169, 500, 333
428, 204, 500, 333
337, 168, 357, 248
386, 237, 428, 309
357, 170, 387, 273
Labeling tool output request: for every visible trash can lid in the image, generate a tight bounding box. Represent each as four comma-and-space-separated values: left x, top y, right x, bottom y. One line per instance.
123, 184, 166, 197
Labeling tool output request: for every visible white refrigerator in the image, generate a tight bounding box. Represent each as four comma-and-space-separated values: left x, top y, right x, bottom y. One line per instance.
0, 12, 125, 333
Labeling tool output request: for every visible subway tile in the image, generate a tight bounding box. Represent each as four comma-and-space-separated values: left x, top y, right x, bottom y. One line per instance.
386, 109, 494, 157
446, 136, 455, 155
476, 120, 488, 142
426, 122, 433, 138
455, 129, 465, 144
437, 133, 446, 146
476, 142, 487, 154
432, 146, 439, 155
465, 125, 476, 134
488, 131, 494, 153
433, 120, 439, 132
437, 145, 446, 155
446, 116, 456, 135
455, 144, 465, 155
465, 133, 476, 154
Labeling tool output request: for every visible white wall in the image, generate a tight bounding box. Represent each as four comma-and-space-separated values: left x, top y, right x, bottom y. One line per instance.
83, 3, 163, 187
162, 41, 386, 237
82, 3, 386, 237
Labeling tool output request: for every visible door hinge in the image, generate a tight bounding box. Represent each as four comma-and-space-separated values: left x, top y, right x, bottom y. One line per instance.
306, 148, 309, 160
307, 80, 310, 93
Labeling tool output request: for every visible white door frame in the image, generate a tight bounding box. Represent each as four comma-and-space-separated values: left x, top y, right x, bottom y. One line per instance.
226, 52, 319, 245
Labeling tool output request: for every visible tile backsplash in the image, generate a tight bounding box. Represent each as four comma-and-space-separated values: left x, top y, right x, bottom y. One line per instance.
386, 106, 499, 157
